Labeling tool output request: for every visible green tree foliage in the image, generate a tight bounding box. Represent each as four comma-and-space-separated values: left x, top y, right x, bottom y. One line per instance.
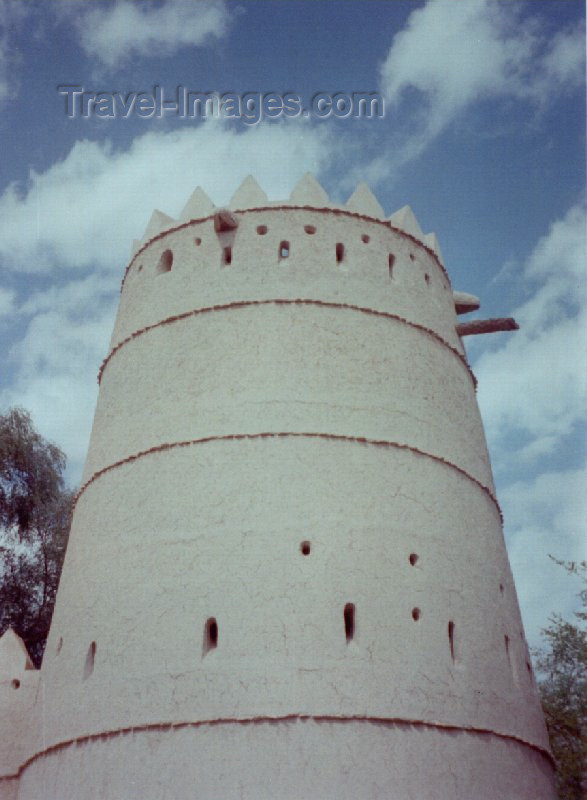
0, 408, 73, 666
534, 559, 587, 800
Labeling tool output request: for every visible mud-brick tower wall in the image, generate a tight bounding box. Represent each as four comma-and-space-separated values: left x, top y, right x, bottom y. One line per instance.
15, 175, 554, 799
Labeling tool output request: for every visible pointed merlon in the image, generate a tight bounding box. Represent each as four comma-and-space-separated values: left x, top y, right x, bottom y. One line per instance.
457, 318, 518, 336
0, 628, 35, 675
214, 208, 239, 232
388, 205, 424, 240
453, 291, 481, 315
424, 232, 444, 264
141, 209, 176, 243
180, 187, 215, 221
289, 173, 329, 205
345, 182, 385, 218
230, 175, 268, 209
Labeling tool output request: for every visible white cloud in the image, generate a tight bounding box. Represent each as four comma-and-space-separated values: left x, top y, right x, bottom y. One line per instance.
0, 120, 334, 275
2, 272, 119, 476
543, 24, 587, 87
57, 0, 231, 70
467, 204, 586, 649
476, 311, 586, 454
525, 205, 585, 280
503, 468, 587, 650
376, 0, 585, 174
18, 273, 114, 318
474, 204, 586, 459
1, 294, 117, 481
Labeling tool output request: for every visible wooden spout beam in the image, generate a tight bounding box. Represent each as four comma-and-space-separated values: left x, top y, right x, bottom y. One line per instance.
457, 318, 519, 336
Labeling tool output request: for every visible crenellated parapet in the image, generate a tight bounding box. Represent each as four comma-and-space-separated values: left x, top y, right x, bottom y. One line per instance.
113, 175, 460, 355
119, 175, 521, 358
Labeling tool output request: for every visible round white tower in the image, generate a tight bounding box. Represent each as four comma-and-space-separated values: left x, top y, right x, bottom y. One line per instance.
13, 175, 555, 799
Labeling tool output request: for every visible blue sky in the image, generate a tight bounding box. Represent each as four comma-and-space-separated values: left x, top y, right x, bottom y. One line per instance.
0, 0, 584, 652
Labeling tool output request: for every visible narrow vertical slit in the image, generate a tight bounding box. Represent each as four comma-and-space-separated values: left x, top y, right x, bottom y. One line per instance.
222, 246, 232, 266
344, 603, 355, 643
388, 253, 395, 279
448, 621, 456, 662
279, 241, 290, 259
83, 641, 96, 680
336, 243, 345, 263
504, 634, 513, 674
204, 617, 218, 653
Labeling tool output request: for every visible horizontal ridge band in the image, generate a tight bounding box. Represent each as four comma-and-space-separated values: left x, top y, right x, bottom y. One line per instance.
5, 713, 553, 780
98, 299, 474, 385
75, 432, 501, 520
